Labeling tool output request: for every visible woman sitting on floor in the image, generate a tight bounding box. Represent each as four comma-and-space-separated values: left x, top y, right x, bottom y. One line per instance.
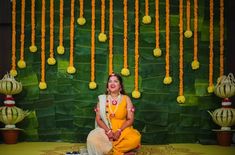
87, 73, 141, 155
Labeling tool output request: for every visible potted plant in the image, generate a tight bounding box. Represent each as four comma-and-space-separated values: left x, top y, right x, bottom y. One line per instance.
208, 73, 235, 146
0, 73, 29, 144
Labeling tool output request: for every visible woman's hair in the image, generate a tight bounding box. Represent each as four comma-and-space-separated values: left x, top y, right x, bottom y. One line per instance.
105, 73, 126, 95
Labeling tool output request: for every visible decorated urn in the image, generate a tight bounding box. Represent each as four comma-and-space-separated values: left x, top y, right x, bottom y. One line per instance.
208, 73, 235, 130
0, 73, 29, 128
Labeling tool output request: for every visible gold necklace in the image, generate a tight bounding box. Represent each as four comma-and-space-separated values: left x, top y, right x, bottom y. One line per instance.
107, 95, 122, 118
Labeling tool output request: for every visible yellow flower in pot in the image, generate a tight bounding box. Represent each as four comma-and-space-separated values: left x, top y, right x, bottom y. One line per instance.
0, 73, 30, 144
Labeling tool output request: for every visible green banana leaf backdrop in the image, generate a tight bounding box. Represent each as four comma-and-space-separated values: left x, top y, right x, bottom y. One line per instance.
11, 0, 227, 144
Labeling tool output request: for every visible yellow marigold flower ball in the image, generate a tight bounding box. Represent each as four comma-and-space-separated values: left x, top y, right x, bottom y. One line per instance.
47, 57, 56, 65
207, 85, 214, 93
10, 69, 17, 77
39, 81, 47, 90
29, 45, 37, 53
98, 33, 107, 42
67, 66, 76, 74
57, 45, 65, 55
17, 60, 26, 69
142, 15, 151, 24
153, 48, 162, 57
184, 30, 193, 38
191, 60, 200, 70
132, 90, 141, 99
163, 76, 172, 84
177, 95, 185, 103
121, 68, 130, 76
77, 17, 86, 25
89, 81, 97, 89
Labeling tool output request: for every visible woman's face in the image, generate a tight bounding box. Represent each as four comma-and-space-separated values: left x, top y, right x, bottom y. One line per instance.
108, 75, 121, 93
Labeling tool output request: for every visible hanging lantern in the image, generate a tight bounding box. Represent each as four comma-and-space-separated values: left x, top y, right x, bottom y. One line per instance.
0, 73, 22, 95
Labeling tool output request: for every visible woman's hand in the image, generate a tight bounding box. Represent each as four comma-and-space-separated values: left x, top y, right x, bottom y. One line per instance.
113, 129, 122, 141
106, 130, 114, 141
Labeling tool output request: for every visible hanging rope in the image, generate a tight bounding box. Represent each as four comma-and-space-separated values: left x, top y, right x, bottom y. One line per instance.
77, 0, 86, 25
47, 0, 56, 65
29, 0, 37, 53
67, 0, 76, 74
57, 0, 65, 55
142, 0, 151, 24
132, 0, 141, 99
98, 0, 107, 42
191, 0, 199, 70
207, 0, 214, 93
153, 0, 161, 57
184, 0, 193, 38
39, 0, 47, 90
108, 0, 113, 75
177, 0, 185, 104
89, 0, 97, 89
121, 0, 130, 76
18, 0, 26, 69
10, 0, 17, 76
163, 0, 172, 85
219, 0, 224, 77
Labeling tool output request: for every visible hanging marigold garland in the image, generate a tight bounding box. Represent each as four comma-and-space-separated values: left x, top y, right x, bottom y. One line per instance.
57, 0, 65, 55
77, 0, 86, 25
10, 0, 17, 77
39, 0, 47, 90
177, 0, 185, 103
207, 0, 214, 93
121, 0, 130, 76
184, 0, 193, 38
163, 0, 172, 85
191, 0, 200, 70
108, 0, 114, 75
219, 0, 224, 77
153, 0, 161, 57
98, 0, 107, 42
142, 0, 151, 24
89, 0, 97, 89
132, 0, 141, 99
47, 0, 56, 65
67, 0, 76, 74
18, 0, 26, 69
29, 0, 37, 53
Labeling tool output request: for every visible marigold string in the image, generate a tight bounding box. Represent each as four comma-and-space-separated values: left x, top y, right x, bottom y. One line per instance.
184, 0, 192, 38
57, 0, 64, 55
67, 0, 76, 74
10, 0, 17, 76
153, 0, 161, 57
77, 0, 86, 25
219, 0, 224, 77
163, 0, 172, 85
29, 0, 37, 53
177, 0, 185, 103
155, 0, 159, 49
208, 0, 214, 93
89, 0, 97, 89
142, 0, 151, 24
108, 0, 113, 75
191, 0, 199, 70
121, 0, 130, 76
18, 0, 26, 69
98, 0, 107, 42
132, 0, 141, 99
39, 0, 47, 89
48, 0, 56, 65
